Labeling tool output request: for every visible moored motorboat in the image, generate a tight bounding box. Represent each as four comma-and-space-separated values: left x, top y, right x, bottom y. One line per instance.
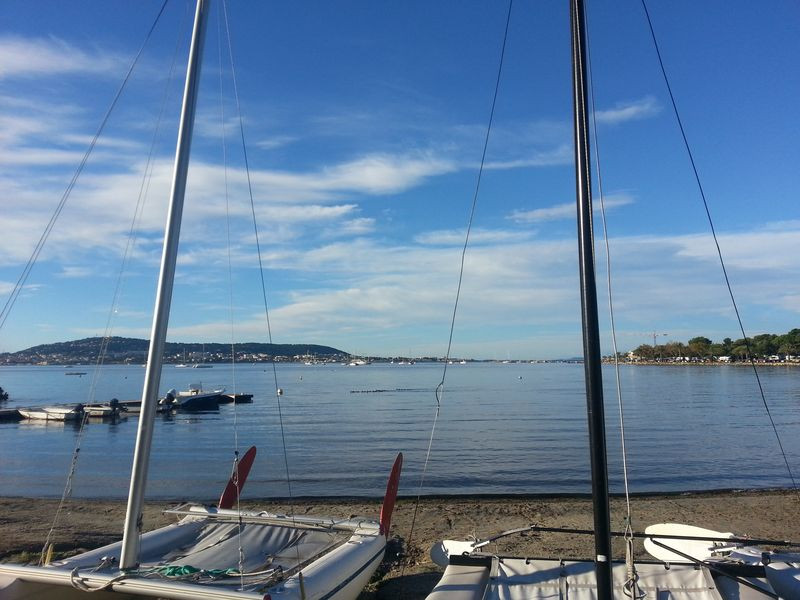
159, 385, 224, 411
218, 392, 253, 404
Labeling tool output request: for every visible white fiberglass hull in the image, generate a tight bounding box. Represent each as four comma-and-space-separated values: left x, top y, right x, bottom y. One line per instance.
0, 506, 386, 600
426, 555, 778, 600
17, 407, 81, 421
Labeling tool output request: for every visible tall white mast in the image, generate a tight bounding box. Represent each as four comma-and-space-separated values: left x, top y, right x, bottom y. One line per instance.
120, 0, 209, 569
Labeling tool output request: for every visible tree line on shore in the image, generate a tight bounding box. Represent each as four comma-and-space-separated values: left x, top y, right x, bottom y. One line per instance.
627, 328, 800, 361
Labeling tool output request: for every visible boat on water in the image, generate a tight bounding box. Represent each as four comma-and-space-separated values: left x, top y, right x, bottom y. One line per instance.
425, 1, 798, 599
83, 399, 125, 419
218, 392, 253, 405
17, 405, 83, 421
159, 385, 224, 411
0, 2, 403, 597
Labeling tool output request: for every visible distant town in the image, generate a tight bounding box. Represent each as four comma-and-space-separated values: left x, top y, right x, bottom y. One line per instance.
0, 330, 797, 366
0, 336, 516, 366
610, 329, 800, 365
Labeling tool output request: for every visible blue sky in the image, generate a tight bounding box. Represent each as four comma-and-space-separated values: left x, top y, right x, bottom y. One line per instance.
0, 1, 797, 358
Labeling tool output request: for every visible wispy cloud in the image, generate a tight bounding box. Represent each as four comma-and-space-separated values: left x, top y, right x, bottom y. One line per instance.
509, 194, 635, 223
0, 149, 455, 267
0, 35, 125, 79
238, 221, 799, 356
483, 144, 572, 170
255, 135, 298, 150
594, 96, 660, 125
415, 228, 532, 246
316, 153, 457, 195
58, 266, 94, 279
258, 204, 358, 223
329, 218, 376, 237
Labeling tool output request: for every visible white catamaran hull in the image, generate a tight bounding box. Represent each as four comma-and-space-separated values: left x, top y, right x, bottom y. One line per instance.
0, 507, 386, 600
426, 555, 781, 600
0, 450, 403, 600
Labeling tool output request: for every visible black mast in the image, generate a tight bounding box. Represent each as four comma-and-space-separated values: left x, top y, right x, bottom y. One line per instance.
569, 0, 614, 598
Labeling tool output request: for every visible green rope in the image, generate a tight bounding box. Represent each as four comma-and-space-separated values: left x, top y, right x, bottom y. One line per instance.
150, 565, 240, 578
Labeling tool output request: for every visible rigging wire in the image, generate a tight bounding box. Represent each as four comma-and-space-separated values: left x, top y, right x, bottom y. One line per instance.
37, 0, 186, 564
585, 10, 642, 596
217, 1, 246, 589
401, 0, 514, 581
639, 0, 797, 492
585, 0, 633, 542
221, 0, 305, 573
0, 0, 171, 333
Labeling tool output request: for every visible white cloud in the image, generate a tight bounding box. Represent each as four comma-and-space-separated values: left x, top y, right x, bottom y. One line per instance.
0, 147, 87, 167
415, 228, 532, 246
0, 35, 125, 79
0, 149, 460, 267
510, 194, 635, 223
315, 153, 457, 195
594, 96, 660, 125
331, 218, 376, 237
4, 217, 799, 356
258, 204, 358, 223
58, 266, 94, 279
484, 144, 572, 170
255, 135, 298, 150
674, 229, 800, 272
222, 222, 800, 357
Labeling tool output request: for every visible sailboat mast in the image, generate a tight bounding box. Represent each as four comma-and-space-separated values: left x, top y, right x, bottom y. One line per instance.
120, 0, 209, 570
569, 0, 613, 597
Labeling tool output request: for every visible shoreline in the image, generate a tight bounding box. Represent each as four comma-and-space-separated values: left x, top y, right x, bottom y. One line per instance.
5, 485, 797, 503
607, 360, 799, 367
2, 490, 799, 598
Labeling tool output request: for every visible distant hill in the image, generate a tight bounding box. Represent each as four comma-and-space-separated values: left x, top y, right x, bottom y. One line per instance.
0, 337, 348, 365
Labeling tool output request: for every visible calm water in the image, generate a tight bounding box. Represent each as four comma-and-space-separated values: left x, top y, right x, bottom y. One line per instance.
0, 363, 798, 499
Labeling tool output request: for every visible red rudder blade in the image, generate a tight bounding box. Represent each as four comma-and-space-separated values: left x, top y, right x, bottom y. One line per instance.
379, 452, 403, 537
218, 446, 257, 509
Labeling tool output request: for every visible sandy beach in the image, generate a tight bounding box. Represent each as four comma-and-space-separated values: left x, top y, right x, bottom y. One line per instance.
2, 491, 799, 598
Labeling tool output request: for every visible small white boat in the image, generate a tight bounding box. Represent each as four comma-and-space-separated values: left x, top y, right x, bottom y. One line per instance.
17, 405, 83, 421
83, 400, 124, 419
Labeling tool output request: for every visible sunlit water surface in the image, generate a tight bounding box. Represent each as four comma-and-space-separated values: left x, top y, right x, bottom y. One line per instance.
0, 362, 798, 499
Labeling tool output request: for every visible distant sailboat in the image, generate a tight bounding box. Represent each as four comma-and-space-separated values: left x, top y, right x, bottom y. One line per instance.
175, 347, 188, 367
192, 343, 212, 368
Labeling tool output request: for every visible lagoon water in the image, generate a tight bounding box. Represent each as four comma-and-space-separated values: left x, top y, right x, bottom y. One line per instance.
0, 362, 798, 500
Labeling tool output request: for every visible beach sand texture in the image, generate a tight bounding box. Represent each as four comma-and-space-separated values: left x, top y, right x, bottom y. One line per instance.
1, 491, 798, 598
